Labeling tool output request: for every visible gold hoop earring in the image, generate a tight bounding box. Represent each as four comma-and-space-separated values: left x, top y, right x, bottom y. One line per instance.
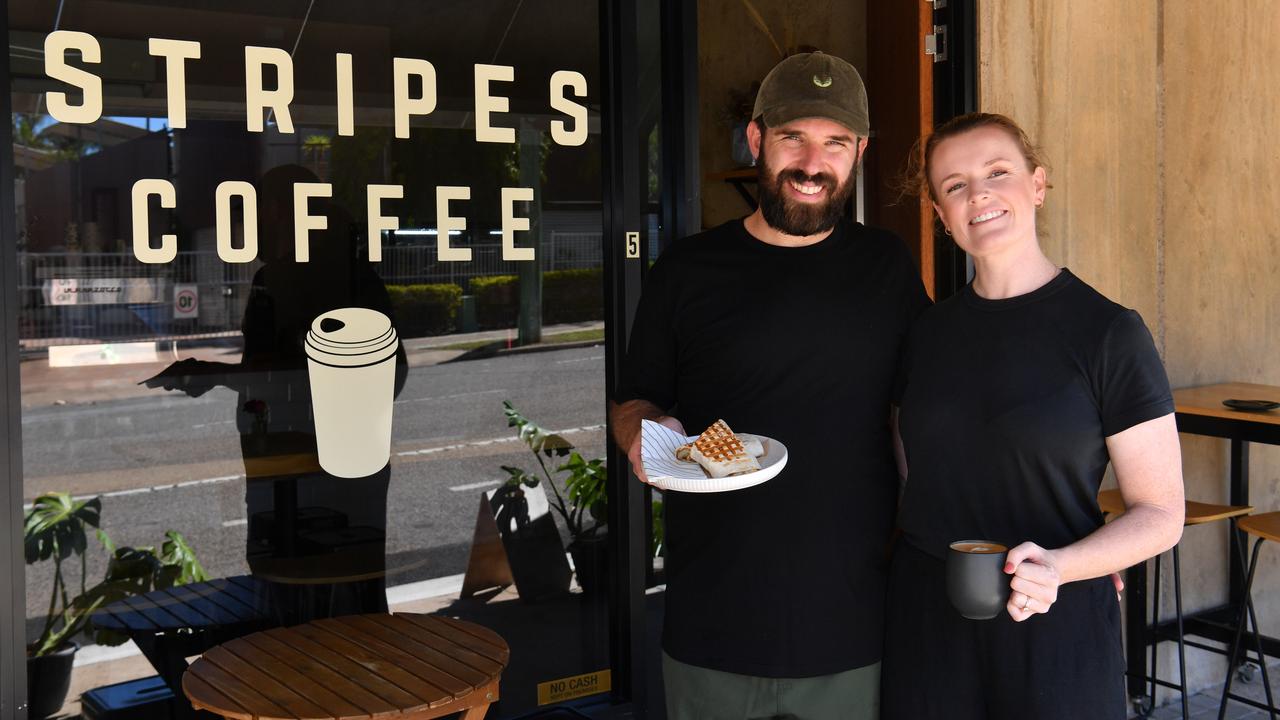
944, 227, 952, 237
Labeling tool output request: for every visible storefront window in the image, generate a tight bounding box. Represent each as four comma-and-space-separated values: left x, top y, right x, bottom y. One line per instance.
10, 1, 611, 716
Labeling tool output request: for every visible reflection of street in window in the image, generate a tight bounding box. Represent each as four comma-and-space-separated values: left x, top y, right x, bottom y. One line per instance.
143, 165, 406, 625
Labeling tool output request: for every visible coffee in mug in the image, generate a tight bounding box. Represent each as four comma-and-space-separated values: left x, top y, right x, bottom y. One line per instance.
947, 540, 1010, 620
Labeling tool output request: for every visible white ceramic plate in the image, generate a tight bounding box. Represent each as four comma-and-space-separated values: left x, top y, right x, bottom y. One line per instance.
642, 421, 788, 493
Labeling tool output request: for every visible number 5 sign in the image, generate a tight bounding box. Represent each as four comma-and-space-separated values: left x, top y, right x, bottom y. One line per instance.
625, 231, 640, 259
173, 284, 199, 319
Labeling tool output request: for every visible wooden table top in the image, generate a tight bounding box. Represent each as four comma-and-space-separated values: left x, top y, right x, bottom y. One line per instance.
93, 575, 268, 633
183, 613, 509, 720
1174, 383, 1280, 426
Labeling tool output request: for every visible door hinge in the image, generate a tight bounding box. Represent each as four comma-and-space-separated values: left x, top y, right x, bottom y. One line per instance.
926, 0, 947, 8
925, 25, 948, 63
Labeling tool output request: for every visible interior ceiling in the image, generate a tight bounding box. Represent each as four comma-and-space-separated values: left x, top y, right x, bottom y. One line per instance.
8, 0, 601, 119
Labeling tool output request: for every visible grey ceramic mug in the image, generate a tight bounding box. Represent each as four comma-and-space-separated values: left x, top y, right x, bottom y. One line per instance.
946, 540, 1010, 620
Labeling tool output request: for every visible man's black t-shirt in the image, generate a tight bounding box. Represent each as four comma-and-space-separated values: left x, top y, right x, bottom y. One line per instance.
897, 270, 1174, 559
618, 218, 929, 677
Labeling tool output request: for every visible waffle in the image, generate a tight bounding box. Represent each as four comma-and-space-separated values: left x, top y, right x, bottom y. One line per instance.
676, 433, 764, 461
687, 419, 762, 478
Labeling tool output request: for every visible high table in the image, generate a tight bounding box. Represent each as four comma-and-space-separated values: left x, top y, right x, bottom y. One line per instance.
183, 613, 509, 720
1125, 382, 1280, 708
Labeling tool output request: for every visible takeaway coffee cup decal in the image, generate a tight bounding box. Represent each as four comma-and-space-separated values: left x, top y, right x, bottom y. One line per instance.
304, 308, 399, 478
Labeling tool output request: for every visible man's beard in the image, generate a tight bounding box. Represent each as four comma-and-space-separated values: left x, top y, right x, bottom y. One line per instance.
756, 145, 858, 237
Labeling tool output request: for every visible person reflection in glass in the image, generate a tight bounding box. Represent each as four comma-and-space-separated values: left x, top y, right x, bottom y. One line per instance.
145, 164, 406, 625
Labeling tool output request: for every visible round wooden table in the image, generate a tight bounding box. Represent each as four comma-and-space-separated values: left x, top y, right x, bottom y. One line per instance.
183, 613, 509, 720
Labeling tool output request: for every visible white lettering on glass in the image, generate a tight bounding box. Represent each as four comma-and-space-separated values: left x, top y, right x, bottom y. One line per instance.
501, 187, 535, 261
436, 186, 471, 262
215, 181, 258, 263
245, 46, 295, 133
148, 38, 201, 129
366, 185, 403, 262
550, 70, 588, 146
45, 31, 103, 124
293, 183, 332, 262
474, 64, 515, 144
336, 53, 355, 137
132, 179, 177, 264
393, 58, 437, 139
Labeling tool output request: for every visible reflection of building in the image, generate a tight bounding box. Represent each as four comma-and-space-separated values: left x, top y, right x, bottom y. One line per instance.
23, 119, 162, 253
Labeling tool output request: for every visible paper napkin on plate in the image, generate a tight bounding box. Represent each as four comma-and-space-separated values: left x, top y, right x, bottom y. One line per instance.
640, 419, 705, 481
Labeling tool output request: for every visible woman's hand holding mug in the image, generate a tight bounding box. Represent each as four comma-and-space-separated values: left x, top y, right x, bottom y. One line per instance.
1004, 541, 1062, 622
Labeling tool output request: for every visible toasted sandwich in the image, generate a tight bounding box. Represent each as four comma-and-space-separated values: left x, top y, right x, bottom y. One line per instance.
687, 419, 762, 478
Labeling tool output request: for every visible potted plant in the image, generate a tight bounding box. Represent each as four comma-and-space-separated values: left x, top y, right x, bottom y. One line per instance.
24, 492, 208, 718
500, 402, 610, 593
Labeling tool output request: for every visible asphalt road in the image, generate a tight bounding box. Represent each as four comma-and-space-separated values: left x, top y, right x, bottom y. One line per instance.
21, 344, 608, 626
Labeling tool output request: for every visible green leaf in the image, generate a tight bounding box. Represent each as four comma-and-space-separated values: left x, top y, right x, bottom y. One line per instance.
24, 493, 103, 566
160, 531, 208, 585
500, 465, 538, 488
503, 401, 572, 457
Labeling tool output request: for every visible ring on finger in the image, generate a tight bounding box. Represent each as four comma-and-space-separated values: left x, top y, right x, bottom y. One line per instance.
1021, 595, 1032, 610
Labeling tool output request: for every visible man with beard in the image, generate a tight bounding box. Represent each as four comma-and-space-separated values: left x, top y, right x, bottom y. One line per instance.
610, 52, 929, 719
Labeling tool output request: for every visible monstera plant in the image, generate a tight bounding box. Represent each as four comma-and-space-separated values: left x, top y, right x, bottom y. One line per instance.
24, 492, 207, 718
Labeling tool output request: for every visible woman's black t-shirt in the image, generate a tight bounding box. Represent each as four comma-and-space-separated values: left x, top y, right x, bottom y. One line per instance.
897, 269, 1174, 558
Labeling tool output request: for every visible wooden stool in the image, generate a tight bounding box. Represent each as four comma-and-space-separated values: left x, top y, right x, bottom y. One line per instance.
1098, 489, 1253, 719
1218, 512, 1280, 720
183, 613, 508, 720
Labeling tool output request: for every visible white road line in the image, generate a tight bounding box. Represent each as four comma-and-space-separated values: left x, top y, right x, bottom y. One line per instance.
102, 487, 154, 499
177, 475, 241, 488
24, 425, 608, 506
395, 389, 508, 405
397, 424, 605, 457
26, 474, 244, 508
555, 355, 604, 365
221, 518, 248, 527
191, 420, 235, 429
449, 480, 502, 492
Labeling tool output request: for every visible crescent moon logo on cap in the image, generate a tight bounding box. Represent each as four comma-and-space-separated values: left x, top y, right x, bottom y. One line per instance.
813, 74, 833, 88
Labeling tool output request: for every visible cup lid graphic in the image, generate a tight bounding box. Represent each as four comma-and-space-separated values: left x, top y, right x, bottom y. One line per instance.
305, 308, 399, 368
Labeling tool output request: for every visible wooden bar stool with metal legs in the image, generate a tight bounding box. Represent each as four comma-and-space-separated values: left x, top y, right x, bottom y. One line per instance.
1218, 512, 1280, 720
1098, 489, 1253, 719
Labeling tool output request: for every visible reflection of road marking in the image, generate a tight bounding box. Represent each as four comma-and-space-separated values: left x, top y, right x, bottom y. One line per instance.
395, 388, 508, 405
555, 355, 604, 365
178, 475, 241, 488
221, 518, 248, 527
395, 424, 606, 457
21, 425, 607, 509
449, 480, 502, 492
24, 474, 246, 510
192, 420, 235, 429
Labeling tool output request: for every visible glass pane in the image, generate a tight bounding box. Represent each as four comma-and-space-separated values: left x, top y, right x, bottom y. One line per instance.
11, 2, 608, 716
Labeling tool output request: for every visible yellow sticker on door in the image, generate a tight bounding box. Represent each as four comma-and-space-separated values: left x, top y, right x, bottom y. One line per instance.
537, 669, 611, 705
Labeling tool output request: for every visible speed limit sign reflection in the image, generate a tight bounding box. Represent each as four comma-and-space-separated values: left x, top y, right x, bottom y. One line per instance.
174, 284, 199, 319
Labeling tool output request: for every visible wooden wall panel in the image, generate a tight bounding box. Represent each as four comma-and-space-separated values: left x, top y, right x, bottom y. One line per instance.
978, 1, 1160, 327
980, 0, 1280, 702
1163, 0, 1280, 657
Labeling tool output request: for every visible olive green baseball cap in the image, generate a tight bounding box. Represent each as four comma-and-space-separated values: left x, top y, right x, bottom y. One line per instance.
752, 51, 869, 137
